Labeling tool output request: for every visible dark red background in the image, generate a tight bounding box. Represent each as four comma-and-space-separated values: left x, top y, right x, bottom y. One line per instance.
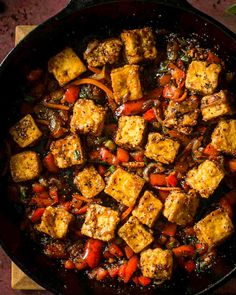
0, 0, 236, 294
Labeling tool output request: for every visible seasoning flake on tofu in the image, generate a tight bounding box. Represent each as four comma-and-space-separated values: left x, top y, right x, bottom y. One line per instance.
140, 248, 173, 282
115, 115, 146, 150
194, 209, 234, 248
118, 216, 154, 253
104, 168, 145, 207
36, 206, 73, 239
10, 151, 41, 182
70, 99, 106, 136
145, 132, 180, 164
186, 160, 224, 198
163, 190, 199, 226
211, 120, 236, 156
185, 61, 221, 95
83, 38, 122, 67
111, 65, 143, 104
48, 47, 86, 86
201, 90, 231, 121
121, 27, 157, 64
9, 114, 42, 148
74, 165, 105, 198
132, 191, 163, 227
81, 204, 120, 241
50, 134, 84, 168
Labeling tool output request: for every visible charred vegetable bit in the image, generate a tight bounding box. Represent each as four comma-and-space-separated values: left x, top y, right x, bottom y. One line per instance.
6, 26, 236, 287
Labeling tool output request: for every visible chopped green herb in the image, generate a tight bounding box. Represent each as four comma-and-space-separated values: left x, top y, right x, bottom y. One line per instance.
19, 186, 28, 202
158, 60, 169, 73
179, 51, 191, 63
143, 156, 149, 166
74, 150, 81, 160
107, 165, 116, 174
104, 139, 116, 152
226, 4, 236, 14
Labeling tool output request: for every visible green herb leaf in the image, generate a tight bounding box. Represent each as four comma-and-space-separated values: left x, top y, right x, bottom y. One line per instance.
19, 186, 28, 202
74, 150, 81, 160
107, 165, 116, 174
226, 4, 236, 14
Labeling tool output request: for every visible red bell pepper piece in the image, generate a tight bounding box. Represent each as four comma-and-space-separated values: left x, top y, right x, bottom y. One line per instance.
83, 239, 103, 269
173, 245, 195, 257
115, 99, 145, 116
32, 183, 46, 193
143, 108, 156, 121
31, 208, 45, 222
64, 86, 79, 104
117, 148, 129, 163
138, 276, 151, 286
124, 255, 139, 283
108, 243, 123, 258
184, 260, 195, 273
124, 245, 134, 259
149, 173, 167, 186
162, 222, 177, 237
166, 173, 178, 187
43, 153, 59, 173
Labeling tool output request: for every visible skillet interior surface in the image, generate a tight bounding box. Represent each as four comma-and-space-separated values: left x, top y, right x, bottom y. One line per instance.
0, 1, 236, 294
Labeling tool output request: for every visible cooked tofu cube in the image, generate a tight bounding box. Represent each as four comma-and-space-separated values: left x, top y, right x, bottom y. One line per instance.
194, 209, 234, 248
81, 204, 119, 241
121, 27, 157, 64
163, 190, 199, 225
118, 216, 153, 253
104, 168, 145, 207
10, 151, 41, 182
145, 132, 180, 164
50, 134, 84, 168
9, 114, 42, 148
36, 206, 73, 239
185, 61, 221, 95
48, 47, 86, 86
211, 120, 236, 156
186, 160, 224, 198
132, 191, 163, 227
70, 99, 106, 136
111, 65, 143, 104
74, 166, 105, 198
84, 38, 122, 67
140, 248, 173, 282
115, 116, 146, 150
201, 90, 231, 121
163, 96, 199, 135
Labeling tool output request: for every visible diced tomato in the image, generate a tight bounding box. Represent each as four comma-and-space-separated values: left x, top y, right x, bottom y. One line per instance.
149, 173, 167, 186
163, 84, 182, 100
131, 151, 144, 162
118, 263, 127, 280
43, 153, 59, 173
203, 144, 219, 158
31, 208, 45, 222
159, 74, 171, 86
64, 86, 79, 104
138, 276, 151, 286
98, 165, 106, 176
115, 99, 145, 116
124, 255, 139, 283
94, 267, 109, 281
173, 245, 195, 257
32, 183, 46, 193
143, 108, 156, 121
184, 260, 195, 273
158, 190, 170, 202
220, 197, 233, 219
117, 148, 129, 163
100, 147, 118, 166
75, 258, 88, 270
124, 245, 134, 259
108, 243, 123, 258
64, 259, 75, 269
83, 239, 104, 269
166, 173, 178, 187
162, 222, 177, 237
108, 266, 120, 278
49, 187, 59, 204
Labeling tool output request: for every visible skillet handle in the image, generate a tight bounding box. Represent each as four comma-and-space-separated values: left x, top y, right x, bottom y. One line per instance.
66, 0, 194, 11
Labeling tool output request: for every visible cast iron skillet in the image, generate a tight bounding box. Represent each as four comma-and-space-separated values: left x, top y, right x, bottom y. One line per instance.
1, 0, 236, 294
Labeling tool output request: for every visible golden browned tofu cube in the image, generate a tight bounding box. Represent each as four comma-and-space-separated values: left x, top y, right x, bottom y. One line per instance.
163, 190, 199, 225
48, 47, 86, 86
186, 160, 224, 198
201, 90, 231, 121
74, 166, 105, 198
132, 191, 163, 227
104, 168, 145, 207
81, 204, 119, 241
36, 206, 73, 239
84, 38, 122, 67
121, 27, 157, 64
9, 114, 42, 148
211, 120, 236, 156
194, 209, 234, 248
115, 116, 146, 150
10, 151, 41, 183
185, 61, 221, 95
111, 65, 143, 104
50, 134, 84, 168
140, 248, 173, 282
70, 99, 106, 136
145, 132, 180, 164
118, 216, 154, 253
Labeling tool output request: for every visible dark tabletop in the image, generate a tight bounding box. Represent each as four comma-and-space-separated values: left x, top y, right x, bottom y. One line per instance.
0, 0, 236, 294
